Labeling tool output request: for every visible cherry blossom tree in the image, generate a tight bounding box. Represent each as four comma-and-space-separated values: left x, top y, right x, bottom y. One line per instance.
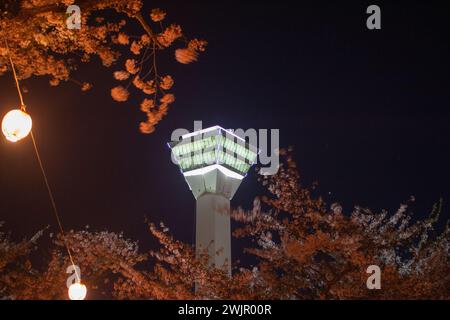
231, 149, 449, 299
1, 150, 448, 299
0, 0, 206, 133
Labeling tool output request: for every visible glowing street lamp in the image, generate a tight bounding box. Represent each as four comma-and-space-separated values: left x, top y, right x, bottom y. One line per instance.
169, 125, 258, 275
1, 108, 32, 142
68, 282, 87, 300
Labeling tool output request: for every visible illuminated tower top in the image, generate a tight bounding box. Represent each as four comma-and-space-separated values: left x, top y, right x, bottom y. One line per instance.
169, 125, 258, 200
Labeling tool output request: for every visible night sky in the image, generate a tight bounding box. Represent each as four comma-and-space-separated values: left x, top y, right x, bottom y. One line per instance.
0, 1, 448, 257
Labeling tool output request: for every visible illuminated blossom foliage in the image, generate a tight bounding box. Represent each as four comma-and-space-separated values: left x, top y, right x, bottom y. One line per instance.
0, 151, 448, 299
231, 149, 449, 299
175, 39, 207, 64
0, 0, 207, 133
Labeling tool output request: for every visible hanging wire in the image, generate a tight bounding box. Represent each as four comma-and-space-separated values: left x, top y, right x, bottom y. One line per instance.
30, 131, 79, 280
3, 38, 80, 281
4, 39, 24, 109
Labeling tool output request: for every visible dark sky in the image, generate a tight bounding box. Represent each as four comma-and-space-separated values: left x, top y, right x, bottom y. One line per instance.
0, 1, 448, 255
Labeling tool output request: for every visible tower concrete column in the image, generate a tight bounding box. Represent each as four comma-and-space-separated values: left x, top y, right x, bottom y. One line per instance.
196, 193, 231, 275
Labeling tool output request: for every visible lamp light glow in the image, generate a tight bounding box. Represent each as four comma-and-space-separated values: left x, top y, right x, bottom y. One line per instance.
1, 109, 32, 142
68, 282, 87, 300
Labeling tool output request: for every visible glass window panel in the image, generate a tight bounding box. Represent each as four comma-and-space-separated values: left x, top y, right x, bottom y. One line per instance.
172, 130, 256, 174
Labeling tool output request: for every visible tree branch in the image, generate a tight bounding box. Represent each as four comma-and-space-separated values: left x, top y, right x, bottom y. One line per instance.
15, 1, 162, 47
134, 12, 163, 49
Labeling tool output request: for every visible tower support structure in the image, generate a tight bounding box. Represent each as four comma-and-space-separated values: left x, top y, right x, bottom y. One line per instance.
169, 125, 258, 275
